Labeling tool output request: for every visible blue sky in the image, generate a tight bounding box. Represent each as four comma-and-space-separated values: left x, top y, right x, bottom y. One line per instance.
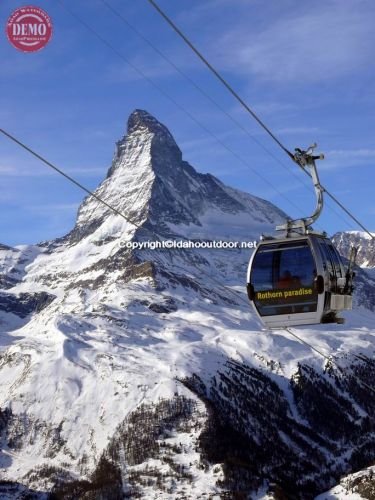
1, 0, 374, 245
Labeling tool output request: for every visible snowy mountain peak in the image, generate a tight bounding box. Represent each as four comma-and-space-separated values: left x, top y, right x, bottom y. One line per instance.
109, 109, 181, 175
69, 110, 287, 243
127, 109, 176, 139
1, 111, 375, 498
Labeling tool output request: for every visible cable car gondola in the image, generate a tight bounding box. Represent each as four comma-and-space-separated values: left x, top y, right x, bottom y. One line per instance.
247, 145, 357, 328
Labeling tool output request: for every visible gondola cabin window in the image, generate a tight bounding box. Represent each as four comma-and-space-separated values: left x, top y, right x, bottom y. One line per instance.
317, 240, 343, 280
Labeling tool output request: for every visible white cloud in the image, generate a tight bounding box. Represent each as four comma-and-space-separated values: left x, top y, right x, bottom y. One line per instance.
27, 203, 80, 214
215, 1, 374, 83
0, 164, 48, 177
0, 162, 104, 178
321, 148, 375, 169
0, 165, 17, 175
327, 149, 375, 159
276, 126, 320, 136
66, 166, 105, 176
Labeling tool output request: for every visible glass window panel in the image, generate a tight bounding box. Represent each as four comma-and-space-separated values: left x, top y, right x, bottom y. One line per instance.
327, 244, 343, 278
251, 240, 318, 316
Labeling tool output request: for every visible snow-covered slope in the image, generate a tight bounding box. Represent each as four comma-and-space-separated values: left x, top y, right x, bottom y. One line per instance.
317, 465, 375, 499
0, 110, 374, 499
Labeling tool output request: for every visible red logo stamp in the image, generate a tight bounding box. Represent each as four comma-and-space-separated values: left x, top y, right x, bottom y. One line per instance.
6, 6, 53, 53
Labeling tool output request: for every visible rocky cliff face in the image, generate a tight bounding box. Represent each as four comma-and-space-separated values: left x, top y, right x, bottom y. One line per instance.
66, 109, 284, 246
0, 110, 374, 499
332, 231, 375, 268
332, 231, 375, 312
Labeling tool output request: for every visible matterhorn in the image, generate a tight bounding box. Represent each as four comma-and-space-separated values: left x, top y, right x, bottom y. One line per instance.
0, 110, 374, 499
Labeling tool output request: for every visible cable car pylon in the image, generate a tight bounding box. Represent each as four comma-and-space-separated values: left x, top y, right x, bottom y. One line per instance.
247, 144, 357, 328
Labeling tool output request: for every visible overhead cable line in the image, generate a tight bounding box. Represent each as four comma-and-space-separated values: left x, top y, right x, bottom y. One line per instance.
100, 0, 357, 235
0, 127, 249, 308
60, 0, 360, 237
146, 0, 293, 160
56, 0, 314, 222
4, 4, 371, 391
100, 0, 292, 178
1, 126, 373, 396
0, 128, 145, 233
146, 0, 374, 240
324, 190, 372, 238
